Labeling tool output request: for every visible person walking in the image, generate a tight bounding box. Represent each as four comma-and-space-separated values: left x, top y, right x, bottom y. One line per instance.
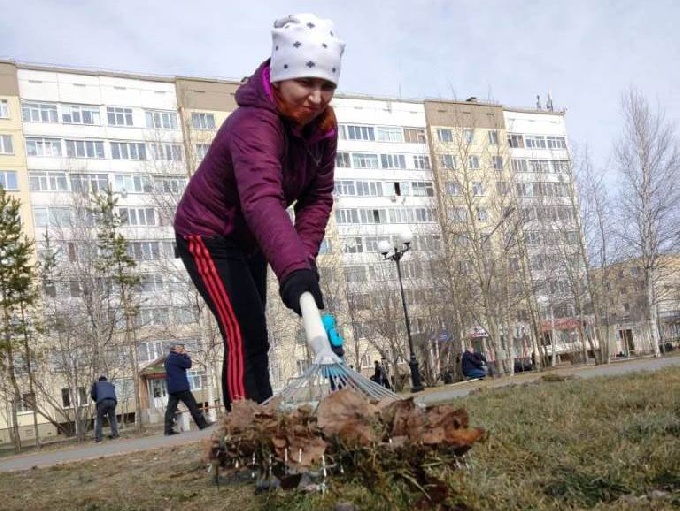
173, 13, 346, 411
90, 376, 119, 442
164, 344, 212, 435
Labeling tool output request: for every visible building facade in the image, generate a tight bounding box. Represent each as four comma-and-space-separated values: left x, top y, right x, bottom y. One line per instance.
0, 60, 587, 442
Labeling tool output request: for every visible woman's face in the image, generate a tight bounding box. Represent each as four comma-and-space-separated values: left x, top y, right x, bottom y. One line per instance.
274, 77, 336, 126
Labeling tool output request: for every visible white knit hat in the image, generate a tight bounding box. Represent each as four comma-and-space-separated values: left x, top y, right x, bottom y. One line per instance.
270, 13, 345, 85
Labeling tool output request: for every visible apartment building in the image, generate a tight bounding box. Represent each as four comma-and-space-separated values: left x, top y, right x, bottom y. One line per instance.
0, 59, 586, 442
503, 108, 585, 356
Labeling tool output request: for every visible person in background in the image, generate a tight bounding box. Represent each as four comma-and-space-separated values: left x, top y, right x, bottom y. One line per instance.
461, 346, 487, 380
164, 344, 213, 435
173, 13, 346, 411
90, 375, 119, 442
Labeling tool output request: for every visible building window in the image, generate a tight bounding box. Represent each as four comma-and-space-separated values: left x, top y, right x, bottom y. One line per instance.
346, 125, 375, 141
33, 206, 71, 228
445, 181, 461, 196
145, 110, 178, 129
29, 171, 68, 192
380, 154, 406, 169
195, 144, 210, 161
335, 151, 351, 167
376, 126, 403, 143
22, 102, 58, 123
62, 104, 101, 125
149, 143, 183, 161
437, 129, 453, 143
70, 174, 109, 194
342, 236, 364, 253
111, 142, 147, 160
492, 156, 503, 170
26, 137, 61, 157
119, 207, 156, 226
463, 129, 474, 144
404, 128, 426, 144
16, 392, 35, 413
496, 181, 510, 196
61, 387, 87, 408
107, 106, 134, 126
511, 159, 528, 173
0, 99, 9, 118
65, 139, 106, 159
0, 134, 13, 154
477, 208, 489, 221
488, 130, 499, 145
154, 176, 186, 194
546, 136, 567, 149
413, 155, 431, 169
129, 241, 160, 261
191, 112, 216, 130
115, 174, 152, 194
352, 153, 379, 169
411, 182, 434, 197
448, 207, 468, 223
0, 170, 18, 190
507, 134, 524, 148
141, 273, 165, 293
468, 155, 480, 169
472, 182, 484, 196
439, 154, 456, 169
525, 136, 547, 149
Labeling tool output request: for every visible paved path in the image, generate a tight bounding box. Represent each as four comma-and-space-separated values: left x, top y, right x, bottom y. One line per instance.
416, 355, 680, 405
0, 427, 214, 473
0, 356, 677, 473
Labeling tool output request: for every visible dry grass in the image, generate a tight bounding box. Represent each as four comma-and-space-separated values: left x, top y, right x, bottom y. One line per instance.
1, 367, 678, 510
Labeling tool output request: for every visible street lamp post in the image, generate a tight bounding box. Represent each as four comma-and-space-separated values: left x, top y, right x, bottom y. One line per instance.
378, 230, 424, 393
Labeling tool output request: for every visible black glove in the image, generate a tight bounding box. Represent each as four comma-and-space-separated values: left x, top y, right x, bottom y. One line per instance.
279, 269, 324, 315
331, 345, 345, 359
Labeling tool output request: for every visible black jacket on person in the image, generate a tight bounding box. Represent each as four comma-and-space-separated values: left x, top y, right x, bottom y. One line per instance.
461, 351, 485, 377
90, 380, 117, 404
165, 351, 192, 394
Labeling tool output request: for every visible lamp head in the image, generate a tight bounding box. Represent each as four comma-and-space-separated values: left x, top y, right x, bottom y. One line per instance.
400, 229, 413, 245
377, 240, 391, 257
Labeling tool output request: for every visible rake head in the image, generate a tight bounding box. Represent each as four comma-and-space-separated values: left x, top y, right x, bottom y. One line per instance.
276, 361, 400, 410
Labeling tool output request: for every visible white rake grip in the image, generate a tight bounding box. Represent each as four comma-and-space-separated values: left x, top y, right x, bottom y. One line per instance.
300, 292, 341, 365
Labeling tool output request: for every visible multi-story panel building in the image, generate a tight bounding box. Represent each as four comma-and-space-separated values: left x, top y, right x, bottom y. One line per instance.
0, 59, 588, 442
0, 63, 32, 237
503, 108, 584, 356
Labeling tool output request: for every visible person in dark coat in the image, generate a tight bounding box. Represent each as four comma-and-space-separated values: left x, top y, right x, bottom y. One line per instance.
164, 344, 211, 435
173, 13, 346, 411
461, 346, 487, 380
90, 375, 119, 442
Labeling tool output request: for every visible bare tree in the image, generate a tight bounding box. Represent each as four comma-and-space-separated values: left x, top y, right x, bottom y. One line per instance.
614, 88, 680, 357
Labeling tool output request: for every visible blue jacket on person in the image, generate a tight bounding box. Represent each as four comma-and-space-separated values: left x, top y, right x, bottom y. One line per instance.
164, 350, 192, 394
90, 378, 117, 404
461, 350, 485, 377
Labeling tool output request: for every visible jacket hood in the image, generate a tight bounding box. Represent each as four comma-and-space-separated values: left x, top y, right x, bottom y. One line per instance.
234, 60, 279, 113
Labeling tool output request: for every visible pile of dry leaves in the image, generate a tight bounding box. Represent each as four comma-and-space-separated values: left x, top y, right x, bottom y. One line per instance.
204, 388, 486, 506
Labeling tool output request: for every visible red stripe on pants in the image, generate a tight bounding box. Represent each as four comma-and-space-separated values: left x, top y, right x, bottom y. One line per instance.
186, 236, 246, 401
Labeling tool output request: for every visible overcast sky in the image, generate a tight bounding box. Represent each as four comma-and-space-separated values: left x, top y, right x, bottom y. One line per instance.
2, 0, 678, 175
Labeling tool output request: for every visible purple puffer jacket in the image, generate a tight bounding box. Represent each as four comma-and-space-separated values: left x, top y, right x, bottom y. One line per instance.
174, 61, 336, 281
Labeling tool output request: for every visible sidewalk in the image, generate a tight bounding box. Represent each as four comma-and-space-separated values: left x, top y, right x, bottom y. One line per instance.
415, 354, 680, 405
0, 426, 214, 473
0, 355, 678, 473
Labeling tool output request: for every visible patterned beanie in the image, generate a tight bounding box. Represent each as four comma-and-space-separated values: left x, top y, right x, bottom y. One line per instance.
270, 13, 346, 85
